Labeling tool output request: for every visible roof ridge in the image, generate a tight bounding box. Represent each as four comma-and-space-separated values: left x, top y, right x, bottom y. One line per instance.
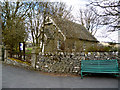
48, 16, 98, 42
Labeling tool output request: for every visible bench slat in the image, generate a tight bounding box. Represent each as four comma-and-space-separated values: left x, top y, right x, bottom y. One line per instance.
81, 59, 120, 79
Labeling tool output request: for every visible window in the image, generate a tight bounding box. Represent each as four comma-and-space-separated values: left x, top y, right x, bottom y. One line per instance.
92, 43, 94, 47
57, 40, 61, 50
83, 42, 86, 51
72, 41, 76, 50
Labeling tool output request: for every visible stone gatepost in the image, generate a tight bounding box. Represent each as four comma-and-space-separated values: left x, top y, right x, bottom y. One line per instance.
0, 45, 2, 61
31, 47, 36, 69
31, 46, 40, 69
4, 47, 8, 63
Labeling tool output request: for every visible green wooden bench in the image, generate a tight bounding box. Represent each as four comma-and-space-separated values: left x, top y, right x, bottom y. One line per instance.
81, 59, 120, 79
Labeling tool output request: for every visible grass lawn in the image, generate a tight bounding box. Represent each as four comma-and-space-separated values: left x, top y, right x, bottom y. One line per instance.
25, 47, 33, 54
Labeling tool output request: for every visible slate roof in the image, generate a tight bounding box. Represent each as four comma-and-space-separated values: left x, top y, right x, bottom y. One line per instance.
44, 17, 98, 42
53, 18, 98, 42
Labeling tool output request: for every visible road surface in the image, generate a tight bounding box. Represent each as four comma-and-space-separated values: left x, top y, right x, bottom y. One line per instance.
2, 63, 118, 88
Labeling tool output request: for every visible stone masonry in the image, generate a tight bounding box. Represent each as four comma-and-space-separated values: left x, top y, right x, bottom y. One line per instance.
34, 52, 119, 75
5, 51, 120, 75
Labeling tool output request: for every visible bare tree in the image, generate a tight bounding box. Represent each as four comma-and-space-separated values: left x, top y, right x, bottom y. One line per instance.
50, 2, 73, 20
89, 0, 120, 31
27, 2, 43, 47
26, 2, 73, 68
77, 6, 101, 35
27, 2, 73, 51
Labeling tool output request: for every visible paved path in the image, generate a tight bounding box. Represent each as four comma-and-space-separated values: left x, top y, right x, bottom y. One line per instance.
2, 63, 118, 88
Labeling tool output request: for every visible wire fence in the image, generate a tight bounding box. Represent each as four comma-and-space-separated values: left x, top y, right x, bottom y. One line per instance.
8, 51, 31, 64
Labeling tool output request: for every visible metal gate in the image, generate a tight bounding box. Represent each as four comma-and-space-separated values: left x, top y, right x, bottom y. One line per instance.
2, 46, 4, 61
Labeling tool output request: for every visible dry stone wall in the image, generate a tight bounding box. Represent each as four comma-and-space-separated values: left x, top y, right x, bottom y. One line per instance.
5, 51, 120, 75
35, 52, 119, 75
5, 58, 31, 68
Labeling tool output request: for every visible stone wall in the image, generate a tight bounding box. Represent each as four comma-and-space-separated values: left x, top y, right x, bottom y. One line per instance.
34, 52, 119, 75
5, 58, 32, 69
5, 51, 120, 75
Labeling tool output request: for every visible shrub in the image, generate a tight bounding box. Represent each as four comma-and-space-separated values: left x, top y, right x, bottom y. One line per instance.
86, 45, 116, 52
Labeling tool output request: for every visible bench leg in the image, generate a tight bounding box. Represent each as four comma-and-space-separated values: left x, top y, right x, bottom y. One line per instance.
81, 72, 83, 79
114, 74, 120, 77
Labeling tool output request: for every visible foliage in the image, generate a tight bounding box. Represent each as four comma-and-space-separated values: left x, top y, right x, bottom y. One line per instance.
25, 48, 33, 54
86, 45, 118, 52
3, 19, 27, 51
26, 48, 32, 51
1, 2, 29, 51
